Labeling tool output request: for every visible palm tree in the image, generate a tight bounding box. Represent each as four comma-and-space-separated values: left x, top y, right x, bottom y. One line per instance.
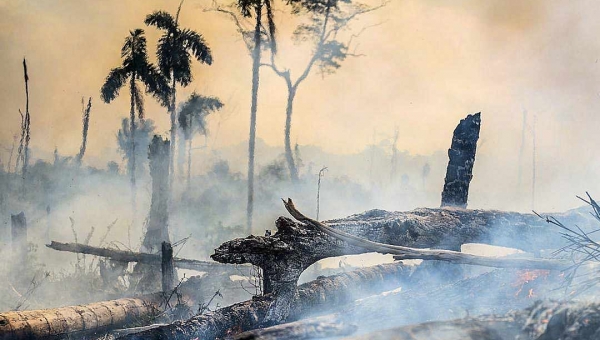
144, 2, 213, 187
177, 92, 223, 190
100, 29, 168, 209
234, 0, 277, 233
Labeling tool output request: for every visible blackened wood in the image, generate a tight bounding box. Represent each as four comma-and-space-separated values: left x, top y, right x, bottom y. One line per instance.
161, 242, 175, 293
136, 136, 172, 292
346, 301, 600, 340
441, 113, 481, 208
118, 262, 413, 340
143, 136, 171, 252
234, 314, 357, 340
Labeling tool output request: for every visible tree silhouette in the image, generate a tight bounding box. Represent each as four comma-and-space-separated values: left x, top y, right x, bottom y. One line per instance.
145, 2, 213, 187
100, 29, 168, 210
264, 0, 386, 181
76, 97, 92, 166
213, 0, 277, 232
177, 92, 224, 189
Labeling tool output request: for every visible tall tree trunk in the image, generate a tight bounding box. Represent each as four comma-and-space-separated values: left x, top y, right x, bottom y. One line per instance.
170, 78, 177, 190
187, 132, 192, 192
76, 97, 92, 165
136, 135, 172, 292
129, 76, 137, 215
177, 126, 186, 181
247, 2, 263, 234
21, 59, 31, 195
284, 86, 299, 182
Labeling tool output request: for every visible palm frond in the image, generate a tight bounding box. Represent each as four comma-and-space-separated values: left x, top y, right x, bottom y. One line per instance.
178, 92, 224, 138
180, 29, 213, 65
100, 67, 128, 103
237, 0, 256, 17
145, 11, 177, 31
140, 63, 171, 108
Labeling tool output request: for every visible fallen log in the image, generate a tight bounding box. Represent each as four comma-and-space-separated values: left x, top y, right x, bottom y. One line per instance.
345, 300, 600, 340
345, 315, 523, 340
251, 267, 561, 338
211, 199, 586, 323
234, 314, 357, 340
285, 198, 575, 271
47, 241, 251, 275
118, 262, 414, 340
0, 294, 163, 340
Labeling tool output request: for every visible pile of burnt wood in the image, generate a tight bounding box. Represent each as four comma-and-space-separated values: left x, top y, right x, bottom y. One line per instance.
3, 113, 600, 340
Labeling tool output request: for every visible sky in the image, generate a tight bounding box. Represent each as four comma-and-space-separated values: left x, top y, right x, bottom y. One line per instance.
2, 0, 600, 211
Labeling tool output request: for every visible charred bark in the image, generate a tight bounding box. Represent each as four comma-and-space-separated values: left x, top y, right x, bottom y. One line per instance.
211, 202, 589, 318
441, 112, 481, 208
347, 300, 600, 340
161, 242, 176, 293
118, 262, 413, 339
135, 136, 172, 292
234, 314, 356, 340
46, 241, 250, 275
142, 136, 171, 252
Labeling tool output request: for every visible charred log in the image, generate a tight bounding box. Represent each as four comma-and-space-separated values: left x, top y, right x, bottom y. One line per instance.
233, 314, 356, 340
118, 262, 414, 339
211, 199, 589, 323
161, 242, 176, 293
346, 300, 600, 340
441, 112, 481, 208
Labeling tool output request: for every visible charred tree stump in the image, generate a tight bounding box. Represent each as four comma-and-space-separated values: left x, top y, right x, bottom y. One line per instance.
441, 112, 481, 209
119, 262, 414, 339
135, 136, 173, 293
161, 241, 175, 293
143, 136, 171, 252
10, 212, 27, 265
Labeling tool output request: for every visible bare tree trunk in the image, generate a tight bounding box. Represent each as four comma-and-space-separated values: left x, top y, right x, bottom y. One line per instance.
21, 59, 31, 195
135, 136, 172, 292
441, 112, 481, 208
170, 77, 177, 190
284, 87, 299, 182
142, 136, 171, 251
129, 76, 137, 215
11, 212, 27, 266
76, 97, 92, 165
247, 2, 263, 234
187, 134, 192, 192
161, 242, 175, 293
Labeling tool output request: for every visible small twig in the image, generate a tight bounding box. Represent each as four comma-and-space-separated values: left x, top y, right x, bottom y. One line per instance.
316, 167, 328, 220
